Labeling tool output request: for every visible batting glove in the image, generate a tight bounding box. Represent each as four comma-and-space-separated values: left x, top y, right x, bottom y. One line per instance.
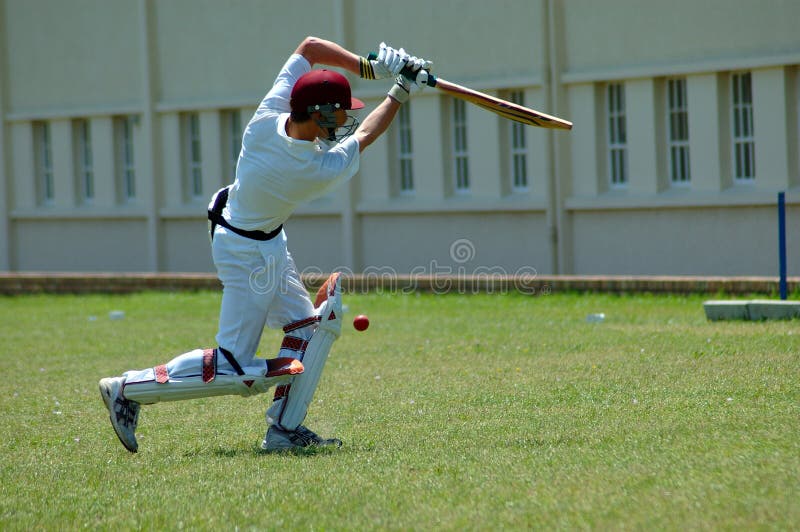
360, 42, 410, 80
405, 56, 433, 87
387, 75, 411, 104
387, 59, 431, 104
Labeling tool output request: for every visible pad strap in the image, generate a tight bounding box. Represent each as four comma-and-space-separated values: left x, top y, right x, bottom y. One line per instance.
281, 336, 309, 353
283, 316, 321, 333
202, 349, 216, 383
274, 384, 291, 401
154, 364, 169, 384
217, 347, 245, 376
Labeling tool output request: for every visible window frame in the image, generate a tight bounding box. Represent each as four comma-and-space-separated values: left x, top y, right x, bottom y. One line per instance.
731, 71, 756, 182
396, 102, 415, 195
182, 112, 203, 200
666, 77, 691, 186
115, 115, 137, 203
452, 98, 470, 194
33, 121, 54, 206
221, 109, 242, 182
507, 90, 529, 193
606, 82, 628, 188
75, 119, 94, 203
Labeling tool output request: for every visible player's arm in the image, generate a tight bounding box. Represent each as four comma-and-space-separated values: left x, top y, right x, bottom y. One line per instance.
295, 37, 420, 81
294, 36, 361, 74
354, 96, 401, 152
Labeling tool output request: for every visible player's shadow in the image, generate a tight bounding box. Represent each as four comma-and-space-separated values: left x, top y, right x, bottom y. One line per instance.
186, 445, 355, 457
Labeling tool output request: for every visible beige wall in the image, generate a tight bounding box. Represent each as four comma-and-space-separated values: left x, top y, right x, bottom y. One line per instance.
153, 0, 340, 109
360, 212, 551, 275
5, 0, 141, 113
572, 206, 800, 275
13, 219, 149, 271
161, 219, 213, 273
1, 0, 798, 276
349, 0, 545, 87
563, 0, 800, 76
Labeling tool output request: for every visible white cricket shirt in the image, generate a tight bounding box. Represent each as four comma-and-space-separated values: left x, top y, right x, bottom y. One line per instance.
223, 54, 360, 232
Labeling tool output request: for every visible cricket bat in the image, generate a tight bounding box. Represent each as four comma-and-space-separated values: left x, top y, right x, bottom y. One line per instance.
367, 53, 572, 130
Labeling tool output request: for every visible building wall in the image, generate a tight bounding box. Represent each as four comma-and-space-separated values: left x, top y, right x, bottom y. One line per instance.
5, 0, 141, 114
1, 0, 798, 275
563, 0, 800, 75
13, 218, 150, 271
572, 206, 800, 276
359, 211, 551, 275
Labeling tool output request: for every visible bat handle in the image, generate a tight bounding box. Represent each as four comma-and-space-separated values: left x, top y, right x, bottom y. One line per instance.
366, 52, 438, 87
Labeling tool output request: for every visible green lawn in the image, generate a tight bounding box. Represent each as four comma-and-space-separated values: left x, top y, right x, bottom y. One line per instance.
0, 291, 797, 530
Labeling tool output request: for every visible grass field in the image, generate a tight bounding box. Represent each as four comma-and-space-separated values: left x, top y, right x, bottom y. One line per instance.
1, 290, 798, 530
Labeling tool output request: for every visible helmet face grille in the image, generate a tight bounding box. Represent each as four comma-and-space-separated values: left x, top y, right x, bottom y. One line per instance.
312, 106, 359, 142
333, 115, 359, 142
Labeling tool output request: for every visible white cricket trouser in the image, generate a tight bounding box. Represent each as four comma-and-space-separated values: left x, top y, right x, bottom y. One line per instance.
212, 226, 314, 370
122, 226, 317, 410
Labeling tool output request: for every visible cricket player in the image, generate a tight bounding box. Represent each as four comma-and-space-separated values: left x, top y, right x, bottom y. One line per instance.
99, 36, 430, 453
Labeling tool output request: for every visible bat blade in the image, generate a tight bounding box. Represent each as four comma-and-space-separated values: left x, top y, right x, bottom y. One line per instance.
433, 78, 572, 130
365, 52, 572, 130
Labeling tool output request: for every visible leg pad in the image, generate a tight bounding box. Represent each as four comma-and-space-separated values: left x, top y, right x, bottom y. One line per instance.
268, 273, 343, 429
122, 349, 303, 405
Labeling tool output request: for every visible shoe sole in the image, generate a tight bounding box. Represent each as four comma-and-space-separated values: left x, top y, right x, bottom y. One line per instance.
99, 379, 138, 453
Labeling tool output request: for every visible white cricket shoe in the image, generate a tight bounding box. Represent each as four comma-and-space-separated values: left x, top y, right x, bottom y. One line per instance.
99, 376, 140, 453
261, 424, 342, 452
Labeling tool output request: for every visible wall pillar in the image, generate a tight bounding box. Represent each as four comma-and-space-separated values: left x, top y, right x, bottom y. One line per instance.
752, 67, 792, 190
139, 0, 161, 271
687, 73, 727, 192
547, 0, 573, 273
0, 0, 10, 269
627, 78, 664, 194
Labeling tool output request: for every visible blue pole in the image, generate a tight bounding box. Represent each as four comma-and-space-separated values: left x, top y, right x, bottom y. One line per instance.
778, 191, 787, 300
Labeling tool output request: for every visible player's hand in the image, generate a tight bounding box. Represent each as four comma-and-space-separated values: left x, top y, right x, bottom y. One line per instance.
403, 56, 433, 88
387, 75, 411, 104
387, 55, 432, 103
362, 42, 411, 80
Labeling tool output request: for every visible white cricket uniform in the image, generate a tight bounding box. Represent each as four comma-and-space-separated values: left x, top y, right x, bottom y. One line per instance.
213, 53, 359, 369
122, 54, 360, 412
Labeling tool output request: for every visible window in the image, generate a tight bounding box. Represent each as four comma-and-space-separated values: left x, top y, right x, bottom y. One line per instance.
182, 112, 203, 199
221, 109, 242, 181
75, 119, 94, 202
115, 116, 136, 202
667, 78, 690, 185
731, 72, 755, 181
607, 83, 628, 187
33, 121, 54, 205
452, 98, 469, 193
397, 103, 414, 194
508, 90, 528, 192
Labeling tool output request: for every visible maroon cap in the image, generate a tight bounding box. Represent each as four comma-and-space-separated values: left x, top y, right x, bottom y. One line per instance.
290, 69, 365, 113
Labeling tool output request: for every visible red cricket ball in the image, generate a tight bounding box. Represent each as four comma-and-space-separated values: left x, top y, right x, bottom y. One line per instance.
353, 314, 370, 331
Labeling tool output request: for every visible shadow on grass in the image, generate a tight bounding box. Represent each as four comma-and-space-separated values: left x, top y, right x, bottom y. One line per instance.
181, 445, 348, 458
254, 445, 341, 457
